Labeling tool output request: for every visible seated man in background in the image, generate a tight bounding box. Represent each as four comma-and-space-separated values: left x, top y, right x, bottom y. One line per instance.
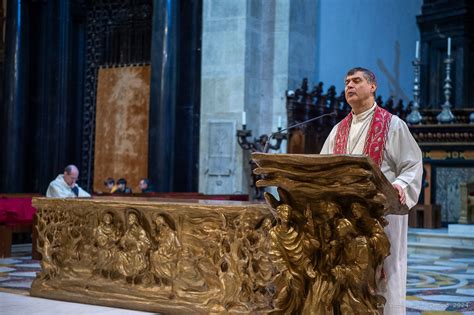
139, 178, 155, 193
114, 178, 132, 194
46, 165, 91, 198
104, 177, 117, 193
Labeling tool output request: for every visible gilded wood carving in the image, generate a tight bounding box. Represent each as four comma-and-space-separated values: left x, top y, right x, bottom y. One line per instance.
253, 153, 400, 314
31, 198, 277, 314
31, 154, 401, 314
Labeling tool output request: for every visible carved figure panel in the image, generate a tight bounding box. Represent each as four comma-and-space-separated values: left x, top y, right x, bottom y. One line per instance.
32, 154, 398, 314
31, 198, 275, 314
253, 153, 400, 314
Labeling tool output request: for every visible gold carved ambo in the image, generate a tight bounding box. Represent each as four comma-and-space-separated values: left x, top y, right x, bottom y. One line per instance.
253, 153, 399, 314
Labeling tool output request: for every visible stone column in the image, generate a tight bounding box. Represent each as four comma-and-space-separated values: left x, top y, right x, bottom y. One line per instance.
199, 0, 317, 195
0, 0, 26, 192
149, 0, 178, 192
199, 0, 247, 195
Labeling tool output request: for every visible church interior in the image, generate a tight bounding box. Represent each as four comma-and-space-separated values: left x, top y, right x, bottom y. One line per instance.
1, 0, 474, 314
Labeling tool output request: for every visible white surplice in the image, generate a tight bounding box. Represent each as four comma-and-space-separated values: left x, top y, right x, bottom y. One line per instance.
46, 174, 91, 198
320, 104, 423, 315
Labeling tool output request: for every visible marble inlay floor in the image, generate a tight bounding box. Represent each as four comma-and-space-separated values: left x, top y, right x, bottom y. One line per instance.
407, 253, 474, 314
0, 244, 154, 314
2, 244, 474, 314
0, 245, 36, 293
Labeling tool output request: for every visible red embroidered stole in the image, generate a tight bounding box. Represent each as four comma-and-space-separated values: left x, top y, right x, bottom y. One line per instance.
333, 106, 392, 167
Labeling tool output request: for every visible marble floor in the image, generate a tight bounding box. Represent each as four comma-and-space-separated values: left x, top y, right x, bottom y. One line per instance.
0, 292, 155, 315
2, 244, 474, 314
406, 254, 474, 314
0, 244, 155, 314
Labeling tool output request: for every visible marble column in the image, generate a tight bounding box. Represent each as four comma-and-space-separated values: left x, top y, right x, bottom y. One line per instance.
0, 0, 26, 192
149, 0, 178, 192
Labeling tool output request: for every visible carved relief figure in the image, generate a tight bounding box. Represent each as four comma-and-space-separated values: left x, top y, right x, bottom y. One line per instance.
150, 215, 180, 288
250, 217, 277, 308
312, 201, 341, 270
210, 216, 255, 312
351, 202, 390, 261
94, 212, 121, 278
217, 234, 245, 311
174, 217, 224, 297
269, 204, 306, 314
115, 211, 151, 282
331, 218, 381, 315
350, 202, 390, 294
233, 217, 255, 307
302, 201, 340, 315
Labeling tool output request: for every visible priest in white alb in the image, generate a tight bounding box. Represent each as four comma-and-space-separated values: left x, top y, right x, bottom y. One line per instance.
46, 164, 91, 198
320, 67, 423, 315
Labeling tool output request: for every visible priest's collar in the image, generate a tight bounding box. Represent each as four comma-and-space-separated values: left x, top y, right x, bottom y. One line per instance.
351, 102, 377, 122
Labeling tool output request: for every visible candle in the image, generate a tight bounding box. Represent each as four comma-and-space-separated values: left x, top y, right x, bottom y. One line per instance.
447, 37, 451, 56
278, 115, 282, 128
242, 111, 246, 125
415, 40, 420, 59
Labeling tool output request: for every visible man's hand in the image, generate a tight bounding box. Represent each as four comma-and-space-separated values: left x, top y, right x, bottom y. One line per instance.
393, 184, 406, 205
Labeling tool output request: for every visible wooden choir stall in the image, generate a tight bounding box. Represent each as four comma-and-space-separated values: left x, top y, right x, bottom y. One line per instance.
30, 154, 405, 314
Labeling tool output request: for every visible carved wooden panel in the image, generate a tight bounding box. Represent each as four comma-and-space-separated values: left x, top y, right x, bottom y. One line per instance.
31, 154, 398, 314
31, 198, 275, 314
93, 65, 151, 193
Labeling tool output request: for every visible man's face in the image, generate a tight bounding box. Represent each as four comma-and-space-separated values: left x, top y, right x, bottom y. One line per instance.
139, 180, 147, 190
63, 169, 79, 187
344, 71, 376, 107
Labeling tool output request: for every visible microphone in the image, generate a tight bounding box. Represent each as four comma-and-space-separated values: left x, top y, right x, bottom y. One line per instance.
263, 111, 337, 153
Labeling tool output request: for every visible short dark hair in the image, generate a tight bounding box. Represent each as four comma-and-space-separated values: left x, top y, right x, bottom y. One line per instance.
117, 178, 127, 185
104, 177, 115, 186
345, 67, 377, 85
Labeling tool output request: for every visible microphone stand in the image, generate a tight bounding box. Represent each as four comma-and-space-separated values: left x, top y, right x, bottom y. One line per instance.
263, 111, 337, 153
